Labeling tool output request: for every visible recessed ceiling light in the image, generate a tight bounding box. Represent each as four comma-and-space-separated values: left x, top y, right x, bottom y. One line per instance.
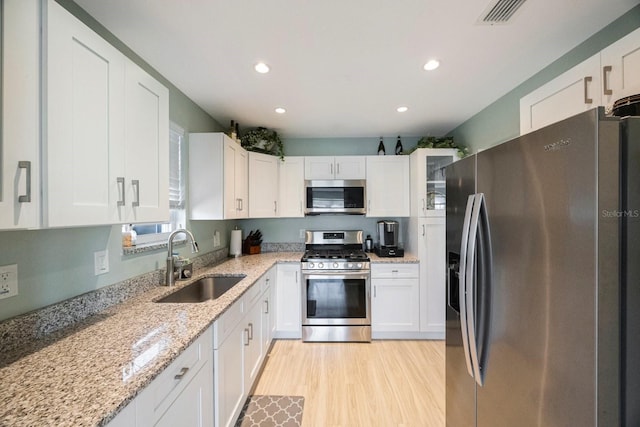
254, 62, 270, 74
423, 59, 440, 71
275, 107, 286, 114
397, 106, 409, 113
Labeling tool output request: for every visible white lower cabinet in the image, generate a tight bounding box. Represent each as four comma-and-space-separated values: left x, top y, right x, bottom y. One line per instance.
371, 263, 420, 335
213, 270, 275, 427
133, 328, 213, 427
275, 263, 302, 339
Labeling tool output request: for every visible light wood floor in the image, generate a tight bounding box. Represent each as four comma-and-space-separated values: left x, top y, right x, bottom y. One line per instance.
252, 339, 445, 427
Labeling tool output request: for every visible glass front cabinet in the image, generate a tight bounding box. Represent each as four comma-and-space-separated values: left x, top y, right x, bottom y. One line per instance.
409, 148, 460, 217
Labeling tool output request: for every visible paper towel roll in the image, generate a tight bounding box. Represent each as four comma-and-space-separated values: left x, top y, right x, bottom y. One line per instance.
230, 229, 242, 257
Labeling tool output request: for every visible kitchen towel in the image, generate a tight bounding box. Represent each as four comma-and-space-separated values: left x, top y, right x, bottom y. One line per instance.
230, 228, 242, 257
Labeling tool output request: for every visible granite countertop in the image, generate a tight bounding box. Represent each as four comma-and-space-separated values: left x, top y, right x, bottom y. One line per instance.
0, 252, 301, 427
0, 250, 418, 426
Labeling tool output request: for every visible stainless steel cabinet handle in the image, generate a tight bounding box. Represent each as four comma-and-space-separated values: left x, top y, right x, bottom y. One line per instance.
422, 224, 426, 237
422, 198, 425, 212
244, 328, 250, 346
264, 299, 269, 314
174, 367, 189, 380
583, 76, 593, 104
131, 179, 140, 207
603, 65, 613, 95
117, 177, 125, 207
373, 285, 376, 298
330, 163, 334, 175
337, 163, 340, 175
274, 200, 277, 214
248, 322, 253, 340
18, 161, 32, 203
240, 198, 244, 211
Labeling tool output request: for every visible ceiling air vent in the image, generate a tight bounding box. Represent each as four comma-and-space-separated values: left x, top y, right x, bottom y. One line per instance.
478, 0, 527, 25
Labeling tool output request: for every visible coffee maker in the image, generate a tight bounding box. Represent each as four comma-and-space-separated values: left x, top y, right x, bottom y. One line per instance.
375, 220, 404, 257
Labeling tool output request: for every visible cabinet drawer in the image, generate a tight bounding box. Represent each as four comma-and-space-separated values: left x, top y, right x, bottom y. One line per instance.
371, 263, 419, 279
141, 330, 211, 422
244, 279, 262, 306
213, 298, 245, 348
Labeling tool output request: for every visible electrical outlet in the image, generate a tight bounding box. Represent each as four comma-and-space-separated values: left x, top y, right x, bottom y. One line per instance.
299, 229, 305, 239
94, 250, 109, 276
0, 264, 18, 300
213, 230, 221, 247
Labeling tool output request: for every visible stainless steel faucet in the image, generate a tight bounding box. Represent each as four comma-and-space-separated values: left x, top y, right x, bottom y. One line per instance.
166, 229, 199, 286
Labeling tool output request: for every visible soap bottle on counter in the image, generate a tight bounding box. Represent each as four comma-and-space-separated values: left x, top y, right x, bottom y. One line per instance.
122, 225, 132, 247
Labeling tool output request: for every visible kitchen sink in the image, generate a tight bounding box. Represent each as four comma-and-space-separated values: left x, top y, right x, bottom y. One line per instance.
156, 275, 246, 303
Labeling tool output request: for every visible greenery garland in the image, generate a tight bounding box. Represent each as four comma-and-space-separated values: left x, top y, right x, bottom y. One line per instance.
404, 136, 469, 158
240, 127, 285, 160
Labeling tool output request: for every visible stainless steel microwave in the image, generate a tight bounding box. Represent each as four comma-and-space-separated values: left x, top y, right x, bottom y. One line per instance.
304, 180, 366, 215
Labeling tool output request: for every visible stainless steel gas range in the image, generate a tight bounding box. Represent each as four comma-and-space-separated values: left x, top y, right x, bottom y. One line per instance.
301, 230, 371, 342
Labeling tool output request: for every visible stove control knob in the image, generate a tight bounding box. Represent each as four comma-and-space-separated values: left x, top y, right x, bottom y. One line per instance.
309, 262, 315, 269
347, 263, 353, 269
318, 262, 324, 269
357, 263, 362, 269
333, 262, 339, 269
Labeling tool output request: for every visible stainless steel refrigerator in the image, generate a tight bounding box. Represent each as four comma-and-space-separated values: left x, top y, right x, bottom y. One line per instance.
445, 107, 639, 427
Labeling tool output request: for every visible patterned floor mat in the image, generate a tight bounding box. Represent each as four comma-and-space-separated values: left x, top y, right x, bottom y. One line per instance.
235, 395, 305, 427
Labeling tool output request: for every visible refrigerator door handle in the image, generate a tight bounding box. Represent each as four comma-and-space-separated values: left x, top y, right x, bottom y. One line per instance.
466, 193, 485, 386
458, 194, 476, 378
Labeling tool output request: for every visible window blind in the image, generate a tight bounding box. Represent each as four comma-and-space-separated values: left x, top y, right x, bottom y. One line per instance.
169, 124, 185, 210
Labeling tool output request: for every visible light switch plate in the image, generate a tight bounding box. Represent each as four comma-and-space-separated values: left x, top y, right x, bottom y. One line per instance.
94, 250, 109, 275
0, 264, 18, 300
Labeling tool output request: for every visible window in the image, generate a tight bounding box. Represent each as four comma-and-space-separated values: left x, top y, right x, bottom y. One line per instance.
124, 122, 186, 247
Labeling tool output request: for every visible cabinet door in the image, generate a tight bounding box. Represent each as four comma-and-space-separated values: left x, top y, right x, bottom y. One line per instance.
1, 0, 40, 229
278, 157, 305, 217
371, 277, 420, 332
410, 149, 458, 218
419, 217, 446, 337
244, 298, 263, 392
188, 133, 224, 220
601, 27, 640, 108
224, 139, 240, 219
275, 264, 302, 338
335, 156, 366, 179
155, 360, 213, 427
519, 54, 601, 135
235, 147, 249, 218
124, 61, 169, 224
304, 156, 334, 179
214, 322, 245, 427
248, 152, 279, 218
366, 156, 410, 217
46, 0, 126, 227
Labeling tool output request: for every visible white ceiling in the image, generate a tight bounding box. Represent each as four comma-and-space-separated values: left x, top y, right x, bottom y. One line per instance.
74, 0, 638, 139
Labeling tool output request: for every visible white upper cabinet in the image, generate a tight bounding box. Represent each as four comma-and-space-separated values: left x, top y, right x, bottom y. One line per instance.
520, 54, 601, 135
248, 152, 279, 218
304, 156, 365, 180
123, 61, 170, 224
0, 0, 40, 230
189, 133, 248, 220
365, 155, 410, 217
520, 28, 640, 135
278, 157, 305, 218
44, 0, 169, 227
600, 27, 640, 108
45, 0, 126, 227
410, 148, 459, 218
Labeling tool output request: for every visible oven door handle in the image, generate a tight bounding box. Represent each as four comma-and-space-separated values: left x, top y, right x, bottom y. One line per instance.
301, 271, 370, 280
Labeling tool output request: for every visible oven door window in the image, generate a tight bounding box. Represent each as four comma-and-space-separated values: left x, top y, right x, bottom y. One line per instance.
306, 277, 367, 319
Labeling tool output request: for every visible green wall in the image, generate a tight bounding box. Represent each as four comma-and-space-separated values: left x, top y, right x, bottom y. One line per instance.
0, 1, 231, 321
448, 5, 640, 153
